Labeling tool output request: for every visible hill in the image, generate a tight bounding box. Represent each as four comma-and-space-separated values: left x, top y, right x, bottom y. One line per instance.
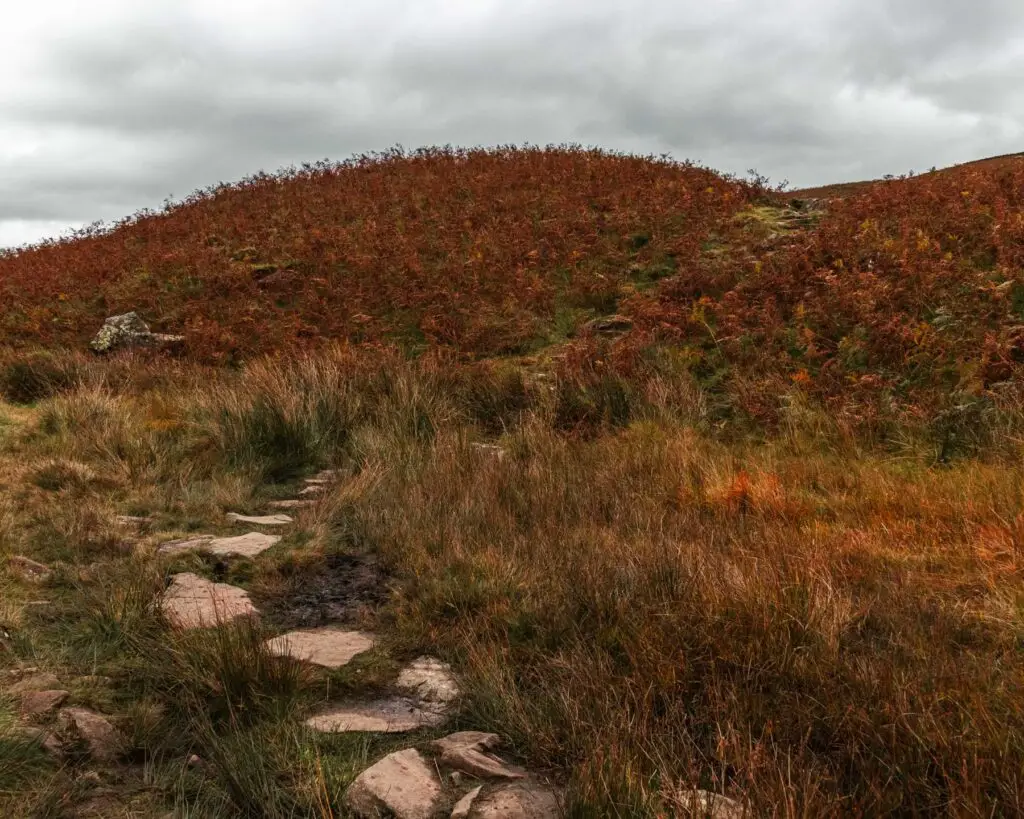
2, 148, 1024, 817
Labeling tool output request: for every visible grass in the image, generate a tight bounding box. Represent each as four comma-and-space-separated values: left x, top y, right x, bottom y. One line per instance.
0, 346, 1021, 817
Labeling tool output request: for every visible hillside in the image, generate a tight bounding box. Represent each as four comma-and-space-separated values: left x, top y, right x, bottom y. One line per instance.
2, 149, 1024, 818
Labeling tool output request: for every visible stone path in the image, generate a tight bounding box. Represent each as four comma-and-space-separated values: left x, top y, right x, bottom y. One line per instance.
226, 512, 293, 526
159, 532, 280, 558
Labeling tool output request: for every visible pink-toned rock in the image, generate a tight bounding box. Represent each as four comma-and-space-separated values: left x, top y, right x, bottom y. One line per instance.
670, 790, 746, 819
20, 689, 69, 716
16, 726, 63, 757
161, 573, 258, 629
226, 513, 293, 527
8, 555, 52, 583
57, 707, 120, 761
465, 782, 563, 818
451, 787, 483, 819
432, 732, 525, 781
345, 749, 442, 819
267, 499, 315, 510
160, 532, 280, 558
9, 672, 62, 694
305, 698, 447, 734
297, 485, 325, 497
265, 628, 376, 668
396, 656, 460, 705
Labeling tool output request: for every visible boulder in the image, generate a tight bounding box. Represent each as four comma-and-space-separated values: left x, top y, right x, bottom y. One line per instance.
57, 707, 120, 761
432, 732, 525, 781
90, 312, 184, 354
464, 781, 563, 818
20, 689, 70, 717
345, 748, 442, 819
265, 628, 376, 668
8, 672, 62, 694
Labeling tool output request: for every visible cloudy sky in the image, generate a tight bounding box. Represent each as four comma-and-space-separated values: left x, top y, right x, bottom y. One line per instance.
2, 0, 1023, 249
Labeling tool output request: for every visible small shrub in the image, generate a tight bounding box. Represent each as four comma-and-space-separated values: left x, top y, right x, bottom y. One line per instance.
0, 351, 79, 404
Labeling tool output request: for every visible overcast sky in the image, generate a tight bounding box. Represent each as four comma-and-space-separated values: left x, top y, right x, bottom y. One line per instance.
2, 0, 1023, 249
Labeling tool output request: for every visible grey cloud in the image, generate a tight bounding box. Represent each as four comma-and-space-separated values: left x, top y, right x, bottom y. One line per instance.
2, 0, 1024, 248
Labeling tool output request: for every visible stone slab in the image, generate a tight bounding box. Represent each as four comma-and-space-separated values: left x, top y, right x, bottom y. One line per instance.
265, 628, 376, 668
161, 573, 259, 629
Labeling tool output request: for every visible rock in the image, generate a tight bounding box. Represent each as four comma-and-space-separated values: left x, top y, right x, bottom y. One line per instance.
9, 672, 62, 694
345, 748, 442, 819
15, 726, 63, 757
8, 555, 52, 583
309, 469, 340, 482
451, 786, 483, 819
115, 515, 152, 527
57, 708, 120, 761
298, 485, 325, 497
89, 312, 184, 355
305, 698, 448, 733
470, 443, 507, 459
161, 573, 259, 629
671, 790, 746, 818
582, 315, 633, 336
20, 689, 70, 717
465, 781, 563, 818
265, 628, 376, 668
432, 732, 525, 781
396, 656, 460, 706
267, 499, 315, 510
226, 512, 293, 527
159, 532, 281, 558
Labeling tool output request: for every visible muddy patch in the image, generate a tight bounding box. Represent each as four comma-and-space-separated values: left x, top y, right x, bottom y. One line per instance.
256, 552, 389, 630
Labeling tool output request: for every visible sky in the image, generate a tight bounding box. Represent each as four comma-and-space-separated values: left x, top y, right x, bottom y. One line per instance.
2, 0, 1024, 249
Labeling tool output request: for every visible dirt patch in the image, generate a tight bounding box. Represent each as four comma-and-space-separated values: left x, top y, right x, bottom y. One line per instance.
256, 552, 389, 630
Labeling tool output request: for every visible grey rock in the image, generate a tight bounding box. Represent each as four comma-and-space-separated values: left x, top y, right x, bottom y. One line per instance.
90, 312, 184, 354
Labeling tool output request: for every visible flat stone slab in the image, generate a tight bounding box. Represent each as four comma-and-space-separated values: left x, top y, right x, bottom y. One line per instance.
226, 512, 293, 527
345, 748, 442, 819
305, 697, 447, 734
452, 787, 483, 819
267, 499, 315, 510
115, 515, 152, 527
396, 656, 460, 705
161, 573, 259, 629
159, 532, 280, 558
466, 781, 563, 818
265, 628, 376, 668
298, 485, 325, 497
433, 732, 525, 781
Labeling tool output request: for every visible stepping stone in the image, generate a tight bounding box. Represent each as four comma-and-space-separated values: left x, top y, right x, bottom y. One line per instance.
452, 787, 483, 819
57, 707, 121, 762
267, 499, 315, 510
265, 628, 376, 668
298, 485, 325, 497
464, 781, 563, 818
8, 555, 52, 583
309, 469, 340, 483
345, 748, 441, 819
471, 442, 507, 459
159, 532, 280, 558
161, 573, 259, 629
432, 732, 525, 781
20, 689, 69, 717
226, 512, 293, 527
396, 656, 460, 706
305, 697, 447, 734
